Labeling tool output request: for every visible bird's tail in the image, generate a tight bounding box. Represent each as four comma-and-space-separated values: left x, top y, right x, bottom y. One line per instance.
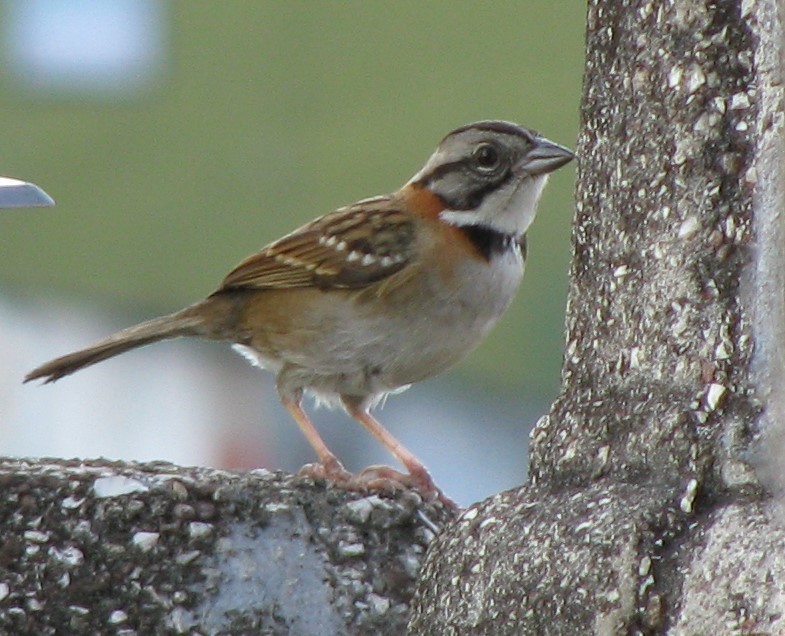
24, 304, 210, 384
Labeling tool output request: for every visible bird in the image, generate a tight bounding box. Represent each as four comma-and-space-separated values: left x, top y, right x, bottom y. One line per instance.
25, 121, 574, 507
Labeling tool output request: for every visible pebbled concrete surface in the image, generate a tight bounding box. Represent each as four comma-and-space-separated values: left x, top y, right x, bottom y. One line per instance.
0, 457, 454, 635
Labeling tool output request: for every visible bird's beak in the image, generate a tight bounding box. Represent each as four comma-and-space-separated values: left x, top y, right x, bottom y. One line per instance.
517, 137, 575, 177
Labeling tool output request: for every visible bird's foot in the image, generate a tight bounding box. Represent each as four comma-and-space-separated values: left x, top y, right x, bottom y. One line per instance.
356, 464, 459, 511
299, 460, 458, 510
297, 456, 354, 485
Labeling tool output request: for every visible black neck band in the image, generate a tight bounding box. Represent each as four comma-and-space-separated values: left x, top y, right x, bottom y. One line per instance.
460, 225, 524, 261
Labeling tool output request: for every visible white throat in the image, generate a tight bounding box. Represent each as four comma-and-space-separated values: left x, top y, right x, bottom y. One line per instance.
438, 174, 549, 237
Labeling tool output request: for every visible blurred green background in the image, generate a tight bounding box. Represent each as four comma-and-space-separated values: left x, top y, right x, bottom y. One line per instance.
1, 1, 583, 399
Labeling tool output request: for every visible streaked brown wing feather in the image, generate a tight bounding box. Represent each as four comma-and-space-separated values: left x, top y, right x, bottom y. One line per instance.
218, 197, 416, 292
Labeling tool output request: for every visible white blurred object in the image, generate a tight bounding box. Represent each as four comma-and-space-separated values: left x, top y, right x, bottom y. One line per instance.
0, 177, 54, 208
5, 0, 167, 95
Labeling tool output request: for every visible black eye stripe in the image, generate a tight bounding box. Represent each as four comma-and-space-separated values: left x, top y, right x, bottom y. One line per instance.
436, 168, 516, 211
416, 153, 508, 186
415, 157, 515, 210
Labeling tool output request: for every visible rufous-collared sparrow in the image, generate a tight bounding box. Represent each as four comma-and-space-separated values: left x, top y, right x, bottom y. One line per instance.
26, 121, 574, 507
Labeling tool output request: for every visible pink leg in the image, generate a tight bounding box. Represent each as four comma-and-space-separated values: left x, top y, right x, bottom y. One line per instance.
342, 398, 457, 508
281, 396, 352, 483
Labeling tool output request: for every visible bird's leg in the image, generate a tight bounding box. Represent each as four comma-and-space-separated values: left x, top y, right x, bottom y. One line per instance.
341, 398, 457, 508
281, 396, 353, 484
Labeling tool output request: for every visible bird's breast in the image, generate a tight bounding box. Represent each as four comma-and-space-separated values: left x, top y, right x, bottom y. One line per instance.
362, 243, 525, 385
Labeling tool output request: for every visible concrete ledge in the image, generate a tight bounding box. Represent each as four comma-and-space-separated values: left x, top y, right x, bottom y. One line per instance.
0, 457, 454, 635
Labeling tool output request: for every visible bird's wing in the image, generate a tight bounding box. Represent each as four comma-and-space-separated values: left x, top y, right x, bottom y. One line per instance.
218, 197, 417, 291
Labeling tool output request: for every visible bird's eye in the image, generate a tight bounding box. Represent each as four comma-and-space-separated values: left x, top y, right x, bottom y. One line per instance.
473, 143, 501, 171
